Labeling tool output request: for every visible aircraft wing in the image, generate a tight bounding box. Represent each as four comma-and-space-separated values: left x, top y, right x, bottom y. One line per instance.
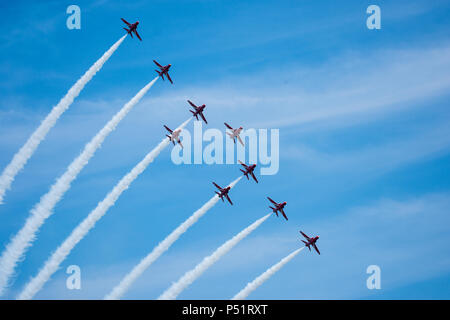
225, 194, 233, 205
187, 100, 197, 109
237, 135, 244, 147
135, 30, 142, 41
300, 231, 311, 240
166, 72, 173, 84
153, 60, 163, 68
224, 122, 233, 130
250, 172, 258, 183
238, 160, 248, 168
267, 197, 278, 205
121, 18, 131, 26
212, 182, 222, 191
200, 112, 207, 124
313, 244, 320, 255
281, 208, 288, 221
164, 125, 173, 133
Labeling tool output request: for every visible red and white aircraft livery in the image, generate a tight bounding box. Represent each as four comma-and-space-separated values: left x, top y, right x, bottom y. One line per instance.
121, 18, 142, 40
154, 60, 173, 84
213, 182, 233, 205
164, 125, 183, 148
267, 197, 288, 220
300, 231, 320, 255
239, 160, 258, 183
187, 100, 207, 124
224, 122, 244, 146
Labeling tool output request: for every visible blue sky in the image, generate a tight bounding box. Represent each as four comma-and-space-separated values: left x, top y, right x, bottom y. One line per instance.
1, 0, 450, 299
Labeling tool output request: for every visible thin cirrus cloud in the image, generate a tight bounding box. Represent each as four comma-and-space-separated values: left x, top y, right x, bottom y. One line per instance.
283, 119, 450, 176
297, 192, 450, 299
32, 191, 450, 299
2, 42, 450, 145
2, 42, 450, 191
185, 191, 450, 299
126, 43, 450, 133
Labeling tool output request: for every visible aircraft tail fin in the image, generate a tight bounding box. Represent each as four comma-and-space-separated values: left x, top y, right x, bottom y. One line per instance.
123, 28, 130, 33
166, 134, 172, 141
189, 111, 199, 120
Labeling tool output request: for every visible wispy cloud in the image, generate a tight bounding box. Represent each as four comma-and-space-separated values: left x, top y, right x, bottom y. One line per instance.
229, 192, 450, 299
33, 192, 450, 300
173, 192, 450, 299
3, 43, 450, 162
283, 119, 450, 176
134, 44, 450, 132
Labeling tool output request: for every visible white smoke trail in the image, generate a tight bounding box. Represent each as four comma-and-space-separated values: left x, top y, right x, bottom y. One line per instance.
0, 35, 127, 205
104, 176, 242, 300
232, 247, 304, 300
17, 118, 192, 300
0, 77, 158, 296
158, 213, 271, 300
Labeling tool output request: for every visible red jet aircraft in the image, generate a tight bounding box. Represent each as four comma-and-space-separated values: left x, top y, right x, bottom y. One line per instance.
267, 197, 287, 220
213, 182, 233, 205
238, 160, 258, 183
154, 60, 173, 84
187, 100, 207, 124
300, 231, 320, 255
121, 18, 142, 41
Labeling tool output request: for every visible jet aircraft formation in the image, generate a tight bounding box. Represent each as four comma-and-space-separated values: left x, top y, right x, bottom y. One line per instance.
122, 17, 321, 257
